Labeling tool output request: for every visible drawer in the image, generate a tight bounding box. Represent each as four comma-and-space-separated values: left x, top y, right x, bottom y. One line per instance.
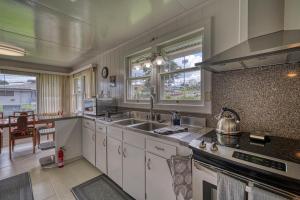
83, 119, 95, 131
96, 122, 106, 134
123, 130, 145, 149
146, 139, 176, 159
107, 126, 122, 140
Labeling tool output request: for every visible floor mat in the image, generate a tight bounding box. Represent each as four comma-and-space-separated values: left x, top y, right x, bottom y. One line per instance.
71, 174, 134, 200
0, 172, 34, 200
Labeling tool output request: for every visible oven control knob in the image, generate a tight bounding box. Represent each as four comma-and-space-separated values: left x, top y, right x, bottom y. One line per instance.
210, 142, 218, 152
199, 140, 206, 149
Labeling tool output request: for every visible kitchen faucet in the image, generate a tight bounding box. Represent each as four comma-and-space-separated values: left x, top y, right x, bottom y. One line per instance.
149, 88, 155, 121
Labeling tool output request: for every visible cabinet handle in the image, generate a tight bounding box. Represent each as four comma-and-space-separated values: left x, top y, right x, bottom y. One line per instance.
123, 148, 127, 158
147, 158, 151, 170
102, 138, 106, 147
155, 146, 165, 151
118, 145, 121, 155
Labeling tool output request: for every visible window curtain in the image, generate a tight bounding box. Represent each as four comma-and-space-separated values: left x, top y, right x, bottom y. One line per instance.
38, 74, 70, 114
70, 66, 97, 113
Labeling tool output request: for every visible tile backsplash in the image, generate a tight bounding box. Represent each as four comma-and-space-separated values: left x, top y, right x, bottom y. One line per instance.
207, 64, 300, 139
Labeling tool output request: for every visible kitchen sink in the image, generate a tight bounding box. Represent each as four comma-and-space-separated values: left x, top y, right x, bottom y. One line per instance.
115, 119, 145, 126
131, 122, 167, 131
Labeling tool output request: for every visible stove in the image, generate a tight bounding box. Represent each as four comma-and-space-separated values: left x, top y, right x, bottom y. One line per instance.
189, 130, 300, 196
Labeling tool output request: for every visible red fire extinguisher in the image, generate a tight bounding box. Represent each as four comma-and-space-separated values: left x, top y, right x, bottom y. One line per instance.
58, 147, 64, 168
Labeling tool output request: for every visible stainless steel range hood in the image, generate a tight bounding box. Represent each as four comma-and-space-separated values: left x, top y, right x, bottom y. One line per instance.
197, 30, 300, 72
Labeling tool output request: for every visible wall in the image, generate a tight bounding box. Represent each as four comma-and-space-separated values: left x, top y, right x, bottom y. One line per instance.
284, 0, 300, 30
74, 0, 243, 99
207, 64, 300, 139
74, 0, 300, 139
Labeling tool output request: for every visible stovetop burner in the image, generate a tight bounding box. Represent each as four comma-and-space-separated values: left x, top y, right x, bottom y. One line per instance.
199, 130, 300, 164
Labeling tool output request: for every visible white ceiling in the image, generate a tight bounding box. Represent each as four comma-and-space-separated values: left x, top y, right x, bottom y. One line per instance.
0, 0, 209, 68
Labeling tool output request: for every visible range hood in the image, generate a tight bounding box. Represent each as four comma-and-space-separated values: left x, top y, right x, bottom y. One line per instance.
198, 30, 300, 72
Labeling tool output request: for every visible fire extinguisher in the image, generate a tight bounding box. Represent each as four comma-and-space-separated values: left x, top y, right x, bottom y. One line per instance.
58, 147, 64, 168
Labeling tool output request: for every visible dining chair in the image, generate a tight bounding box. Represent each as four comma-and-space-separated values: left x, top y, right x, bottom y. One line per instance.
13, 111, 34, 117
0, 112, 3, 154
8, 114, 36, 159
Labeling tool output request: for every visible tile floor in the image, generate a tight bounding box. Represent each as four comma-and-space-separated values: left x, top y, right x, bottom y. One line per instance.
0, 140, 101, 200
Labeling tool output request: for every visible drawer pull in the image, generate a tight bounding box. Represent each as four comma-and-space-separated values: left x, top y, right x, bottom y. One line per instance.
123, 148, 127, 158
118, 145, 121, 155
155, 146, 165, 151
147, 158, 151, 170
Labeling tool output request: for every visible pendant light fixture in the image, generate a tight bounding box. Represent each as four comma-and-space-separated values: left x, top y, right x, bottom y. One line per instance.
154, 54, 165, 66
0, 43, 25, 56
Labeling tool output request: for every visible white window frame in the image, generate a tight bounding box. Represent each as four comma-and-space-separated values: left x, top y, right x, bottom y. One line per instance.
156, 32, 204, 105
73, 75, 85, 113
123, 18, 212, 113
125, 49, 153, 103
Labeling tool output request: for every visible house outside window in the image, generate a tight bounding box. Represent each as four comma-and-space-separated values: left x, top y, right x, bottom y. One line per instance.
0, 72, 37, 116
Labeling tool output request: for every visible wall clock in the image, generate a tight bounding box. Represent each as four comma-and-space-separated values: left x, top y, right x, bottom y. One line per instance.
101, 66, 109, 79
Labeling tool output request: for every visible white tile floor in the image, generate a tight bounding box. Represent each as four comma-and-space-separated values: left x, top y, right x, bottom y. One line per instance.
0, 140, 101, 200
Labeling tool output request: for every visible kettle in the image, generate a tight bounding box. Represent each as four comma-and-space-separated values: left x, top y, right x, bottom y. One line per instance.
216, 107, 241, 135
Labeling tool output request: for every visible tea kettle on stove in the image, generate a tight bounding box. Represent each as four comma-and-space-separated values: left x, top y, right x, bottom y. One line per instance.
216, 107, 241, 135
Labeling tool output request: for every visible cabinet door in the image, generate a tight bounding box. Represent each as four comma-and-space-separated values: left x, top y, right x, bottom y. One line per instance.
107, 137, 122, 187
96, 131, 107, 174
82, 127, 95, 165
123, 143, 145, 200
146, 152, 176, 200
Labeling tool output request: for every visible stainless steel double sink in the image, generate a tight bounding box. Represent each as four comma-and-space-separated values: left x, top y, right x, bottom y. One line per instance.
114, 119, 168, 132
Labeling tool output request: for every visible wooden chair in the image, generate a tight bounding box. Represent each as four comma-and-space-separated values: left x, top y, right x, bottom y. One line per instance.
8, 115, 36, 159
0, 112, 3, 154
13, 111, 34, 117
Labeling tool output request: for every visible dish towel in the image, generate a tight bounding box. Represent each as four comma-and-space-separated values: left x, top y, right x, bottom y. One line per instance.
217, 173, 246, 200
248, 187, 288, 200
167, 155, 192, 200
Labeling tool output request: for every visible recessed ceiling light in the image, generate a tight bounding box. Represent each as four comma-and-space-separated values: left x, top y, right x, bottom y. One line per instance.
0, 43, 25, 56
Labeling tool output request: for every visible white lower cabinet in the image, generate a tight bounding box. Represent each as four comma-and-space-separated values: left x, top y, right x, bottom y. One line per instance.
146, 152, 176, 200
107, 136, 123, 187
123, 143, 145, 200
82, 126, 95, 165
96, 130, 107, 174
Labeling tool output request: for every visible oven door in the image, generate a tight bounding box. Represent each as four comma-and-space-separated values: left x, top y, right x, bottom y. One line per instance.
193, 160, 217, 200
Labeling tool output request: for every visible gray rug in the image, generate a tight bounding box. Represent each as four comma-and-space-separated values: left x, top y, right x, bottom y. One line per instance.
0, 172, 34, 200
72, 175, 134, 200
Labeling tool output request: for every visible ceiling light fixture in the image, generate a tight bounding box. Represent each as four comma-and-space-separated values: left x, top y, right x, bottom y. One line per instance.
152, 53, 165, 66
0, 43, 25, 56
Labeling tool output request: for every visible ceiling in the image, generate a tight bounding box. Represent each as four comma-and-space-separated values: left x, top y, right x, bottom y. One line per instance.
0, 0, 208, 68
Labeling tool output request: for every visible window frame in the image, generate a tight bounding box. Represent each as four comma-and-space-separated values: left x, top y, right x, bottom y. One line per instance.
0, 70, 38, 116
123, 19, 212, 113
73, 75, 85, 113
125, 49, 153, 103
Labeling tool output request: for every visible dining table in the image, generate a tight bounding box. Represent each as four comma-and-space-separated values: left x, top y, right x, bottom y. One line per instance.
0, 114, 69, 129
